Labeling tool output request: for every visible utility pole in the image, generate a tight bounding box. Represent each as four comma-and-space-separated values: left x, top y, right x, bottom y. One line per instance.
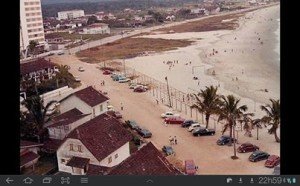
123, 58, 126, 77
165, 76, 172, 108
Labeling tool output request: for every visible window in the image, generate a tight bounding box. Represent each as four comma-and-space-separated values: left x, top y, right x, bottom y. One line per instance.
61, 159, 66, 163
70, 144, 74, 151
108, 156, 112, 164
78, 145, 82, 152
100, 104, 103, 112
114, 154, 118, 159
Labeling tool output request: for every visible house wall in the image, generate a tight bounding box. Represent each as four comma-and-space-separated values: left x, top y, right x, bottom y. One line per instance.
82, 26, 110, 34
48, 115, 91, 140
99, 142, 130, 167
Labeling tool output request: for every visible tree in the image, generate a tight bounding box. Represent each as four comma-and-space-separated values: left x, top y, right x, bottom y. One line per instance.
191, 86, 220, 129
55, 65, 74, 87
28, 40, 38, 56
23, 95, 57, 142
217, 95, 249, 159
252, 118, 264, 140
238, 113, 254, 137
260, 99, 280, 143
87, 15, 98, 25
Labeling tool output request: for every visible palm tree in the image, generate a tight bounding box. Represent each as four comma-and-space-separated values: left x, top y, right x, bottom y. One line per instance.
55, 65, 73, 87
252, 118, 264, 140
191, 86, 220, 129
23, 95, 57, 142
238, 113, 254, 137
217, 95, 249, 159
260, 99, 280, 143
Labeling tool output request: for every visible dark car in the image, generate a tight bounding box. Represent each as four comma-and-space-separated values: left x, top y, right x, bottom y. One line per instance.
136, 127, 152, 138
249, 150, 270, 162
125, 120, 139, 129
181, 120, 196, 128
162, 146, 175, 156
164, 116, 185, 124
237, 143, 259, 153
192, 128, 215, 136
133, 86, 146, 92
217, 136, 236, 145
265, 155, 280, 168
113, 111, 122, 119
103, 70, 112, 75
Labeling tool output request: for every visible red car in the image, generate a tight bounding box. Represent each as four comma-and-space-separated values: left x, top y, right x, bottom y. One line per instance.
185, 160, 197, 175
164, 116, 185, 124
103, 70, 112, 75
133, 87, 146, 92
265, 155, 280, 168
237, 143, 259, 153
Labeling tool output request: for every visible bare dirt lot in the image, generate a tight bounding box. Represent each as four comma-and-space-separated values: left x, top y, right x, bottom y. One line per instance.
76, 37, 193, 62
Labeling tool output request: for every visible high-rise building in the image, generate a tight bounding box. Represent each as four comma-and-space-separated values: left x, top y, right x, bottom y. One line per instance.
20, 0, 45, 52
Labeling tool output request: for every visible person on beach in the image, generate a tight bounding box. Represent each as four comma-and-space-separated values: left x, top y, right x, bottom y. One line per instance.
174, 136, 177, 145
198, 81, 200, 86
120, 102, 123, 110
156, 99, 159, 105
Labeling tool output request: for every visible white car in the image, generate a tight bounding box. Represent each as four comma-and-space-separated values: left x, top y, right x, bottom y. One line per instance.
74, 76, 81, 82
107, 105, 114, 111
118, 78, 131, 83
161, 111, 179, 118
78, 67, 85, 72
188, 123, 202, 132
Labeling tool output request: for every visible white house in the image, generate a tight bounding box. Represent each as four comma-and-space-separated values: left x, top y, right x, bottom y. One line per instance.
47, 108, 91, 140
59, 86, 110, 119
81, 23, 110, 35
58, 10, 85, 20
57, 114, 132, 175
166, 15, 176, 21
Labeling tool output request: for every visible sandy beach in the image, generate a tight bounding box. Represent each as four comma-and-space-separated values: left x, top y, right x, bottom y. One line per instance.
49, 4, 280, 175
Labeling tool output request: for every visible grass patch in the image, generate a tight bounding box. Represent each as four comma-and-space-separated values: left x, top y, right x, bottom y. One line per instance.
76, 37, 193, 63
46, 32, 111, 42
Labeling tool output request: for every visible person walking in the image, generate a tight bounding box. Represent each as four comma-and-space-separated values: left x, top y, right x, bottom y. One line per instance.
174, 136, 177, 145
156, 99, 159, 105
120, 102, 123, 110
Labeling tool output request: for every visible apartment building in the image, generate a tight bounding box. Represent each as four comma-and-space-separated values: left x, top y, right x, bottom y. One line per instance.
58, 10, 85, 20
20, 0, 45, 52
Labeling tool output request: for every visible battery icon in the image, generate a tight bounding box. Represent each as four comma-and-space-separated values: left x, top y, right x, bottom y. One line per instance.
292, 178, 296, 184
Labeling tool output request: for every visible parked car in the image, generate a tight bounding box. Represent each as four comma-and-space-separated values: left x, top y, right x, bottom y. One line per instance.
113, 111, 122, 119
103, 70, 112, 75
161, 111, 179, 118
192, 128, 215, 136
74, 76, 81, 82
185, 160, 197, 175
119, 78, 131, 83
129, 83, 137, 89
133, 86, 146, 92
78, 67, 85, 72
107, 105, 114, 111
217, 136, 236, 145
164, 116, 185, 124
112, 75, 124, 81
237, 143, 259, 153
136, 127, 152, 138
272, 165, 280, 175
188, 123, 202, 132
249, 150, 270, 162
265, 155, 280, 168
162, 146, 175, 156
182, 120, 196, 128
57, 51, 64, 55
125, 120, 139, 129
46, 102, 60, 116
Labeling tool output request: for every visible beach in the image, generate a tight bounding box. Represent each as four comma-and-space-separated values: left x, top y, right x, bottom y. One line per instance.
49, 4, 280, 175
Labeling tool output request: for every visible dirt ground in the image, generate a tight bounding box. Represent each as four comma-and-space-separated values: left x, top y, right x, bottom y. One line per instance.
49, 54, 278, 175
76, 37, 193, 62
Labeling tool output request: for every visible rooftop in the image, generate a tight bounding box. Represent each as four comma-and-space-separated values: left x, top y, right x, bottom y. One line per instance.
48, 108, 90, 128
74, 86, 109, 107
67, 113, 132, 161
108, 142, 182, 175
20, 140, 43, 149
20, 58, 56, 76
66, 156, 90, 169
20, 151, 40, 167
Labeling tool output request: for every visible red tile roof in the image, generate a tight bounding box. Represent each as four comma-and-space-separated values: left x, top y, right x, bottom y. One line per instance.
67, 113, 132, 161
108, 142, 183, 175
20, 140, 43, 149
48, 108, 90, 128
20, 151, 40, 167
74, 86, 109, 107
87, 164, 110, 175
20, 58, 56, 75
66, 156, 90, 169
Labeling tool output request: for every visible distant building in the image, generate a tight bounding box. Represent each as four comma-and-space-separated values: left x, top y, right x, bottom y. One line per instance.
81, 23, 110, 35
57, 114, 132, 175
58, 10, 85, 20
166, 15, 176, 21
59, 86, 110, 118
190, 8, 206, 15
20, 0, 45, 52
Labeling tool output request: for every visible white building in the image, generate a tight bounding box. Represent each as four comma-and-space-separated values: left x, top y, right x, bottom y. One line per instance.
20, 0, 45, 52
81, 23, 110, 35
58, 10, 85, 20
59, 86, 110, 118
57, 114, 132, 175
